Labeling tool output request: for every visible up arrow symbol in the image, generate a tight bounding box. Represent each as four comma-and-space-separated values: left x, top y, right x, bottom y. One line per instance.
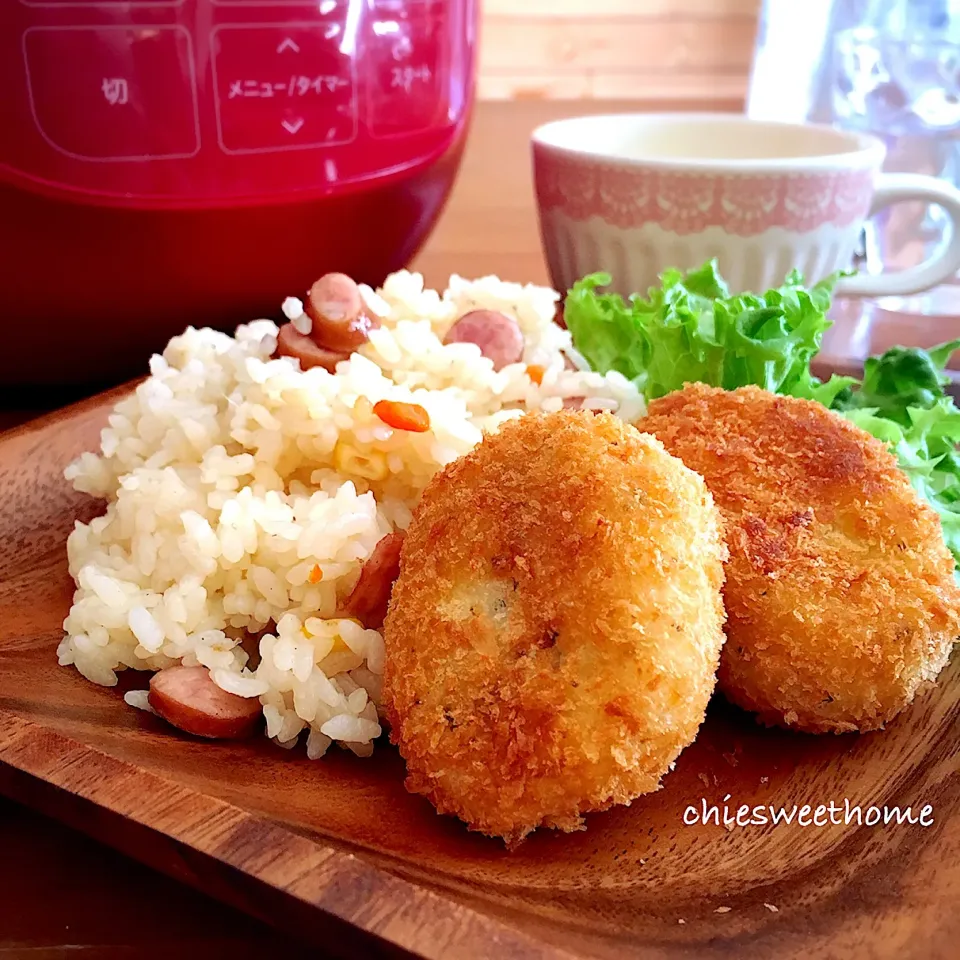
276, 38, 300, 54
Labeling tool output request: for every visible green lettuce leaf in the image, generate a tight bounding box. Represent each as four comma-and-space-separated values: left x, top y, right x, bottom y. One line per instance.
832, 338, 960, 424
565, 262, 960, 570
564, 260, 843, 401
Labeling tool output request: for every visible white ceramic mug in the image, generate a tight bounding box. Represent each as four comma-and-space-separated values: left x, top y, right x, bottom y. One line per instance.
532, 113, 960, 298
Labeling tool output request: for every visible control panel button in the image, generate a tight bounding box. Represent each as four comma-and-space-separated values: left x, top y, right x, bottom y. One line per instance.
366, 1, 449, 138
212, 24, 357, 154
23, 26, 199, 161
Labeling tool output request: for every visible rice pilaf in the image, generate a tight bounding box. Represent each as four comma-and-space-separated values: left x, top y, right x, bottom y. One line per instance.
59, 272, 645, 758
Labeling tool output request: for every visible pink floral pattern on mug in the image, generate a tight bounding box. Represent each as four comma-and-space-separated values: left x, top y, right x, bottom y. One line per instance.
597, 166, 651, 229
656, 172, 717, 233
533, 150, 876, 236
718, 175, 782, 234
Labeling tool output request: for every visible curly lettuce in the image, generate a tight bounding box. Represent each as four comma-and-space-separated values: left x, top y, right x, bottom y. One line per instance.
565, 262, 960, 568
565, 261, 845, 400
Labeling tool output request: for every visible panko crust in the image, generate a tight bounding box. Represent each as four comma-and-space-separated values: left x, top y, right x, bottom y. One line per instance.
640, 383, 960, 734
382, 411, 727, 843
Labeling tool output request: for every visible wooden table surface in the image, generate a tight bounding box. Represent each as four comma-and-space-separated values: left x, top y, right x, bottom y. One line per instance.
3, 96, 960, 957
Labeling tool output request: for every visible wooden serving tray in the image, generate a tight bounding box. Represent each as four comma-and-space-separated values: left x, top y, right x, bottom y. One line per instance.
0, 387, 957, 960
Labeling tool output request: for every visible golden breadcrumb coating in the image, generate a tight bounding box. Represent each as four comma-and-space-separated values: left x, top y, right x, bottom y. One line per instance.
382, 411, 727, 844
640, 383, 960, 734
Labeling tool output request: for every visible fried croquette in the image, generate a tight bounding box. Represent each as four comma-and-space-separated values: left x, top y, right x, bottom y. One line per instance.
382, 411, 727, 844
640, 383, 960, 734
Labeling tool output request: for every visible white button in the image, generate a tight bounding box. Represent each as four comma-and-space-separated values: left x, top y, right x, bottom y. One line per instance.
23, 25, 199, 161
212, 23, 358, 154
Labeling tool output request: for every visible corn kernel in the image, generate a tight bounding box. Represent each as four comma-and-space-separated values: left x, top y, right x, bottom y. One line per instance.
333, 442, 388, 482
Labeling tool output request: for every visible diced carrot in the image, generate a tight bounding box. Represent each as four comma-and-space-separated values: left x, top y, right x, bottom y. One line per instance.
526, 364, 546, 385
308, 563, 323, 584
373, 399, 431, 433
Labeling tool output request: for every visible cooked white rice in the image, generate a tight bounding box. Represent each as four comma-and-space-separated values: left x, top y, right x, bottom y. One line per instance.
59, 272, 645, 758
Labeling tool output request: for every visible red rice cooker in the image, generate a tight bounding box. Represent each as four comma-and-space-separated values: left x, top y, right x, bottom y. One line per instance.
0, 0, 477, 386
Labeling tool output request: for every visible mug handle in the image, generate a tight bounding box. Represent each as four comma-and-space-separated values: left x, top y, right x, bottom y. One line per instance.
835, 173, 960, 298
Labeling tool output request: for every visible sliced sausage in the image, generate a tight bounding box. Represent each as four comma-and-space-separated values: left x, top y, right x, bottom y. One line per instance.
148, 665, 262, 740
443, 309, 524, 371
305, 272, 379, 353
343, 531, 405, 630
276, 323, 349, 373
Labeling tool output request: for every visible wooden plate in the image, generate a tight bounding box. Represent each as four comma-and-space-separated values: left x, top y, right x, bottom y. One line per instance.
0, 387, 957, 960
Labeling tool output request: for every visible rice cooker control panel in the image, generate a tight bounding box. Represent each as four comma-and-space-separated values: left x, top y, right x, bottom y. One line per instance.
0, 0, 474, 206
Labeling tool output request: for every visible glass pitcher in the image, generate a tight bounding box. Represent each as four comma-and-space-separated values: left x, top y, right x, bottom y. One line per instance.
748, 0, 960, 315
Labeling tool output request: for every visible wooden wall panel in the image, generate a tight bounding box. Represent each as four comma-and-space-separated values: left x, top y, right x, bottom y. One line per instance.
477, 0, 762, 103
